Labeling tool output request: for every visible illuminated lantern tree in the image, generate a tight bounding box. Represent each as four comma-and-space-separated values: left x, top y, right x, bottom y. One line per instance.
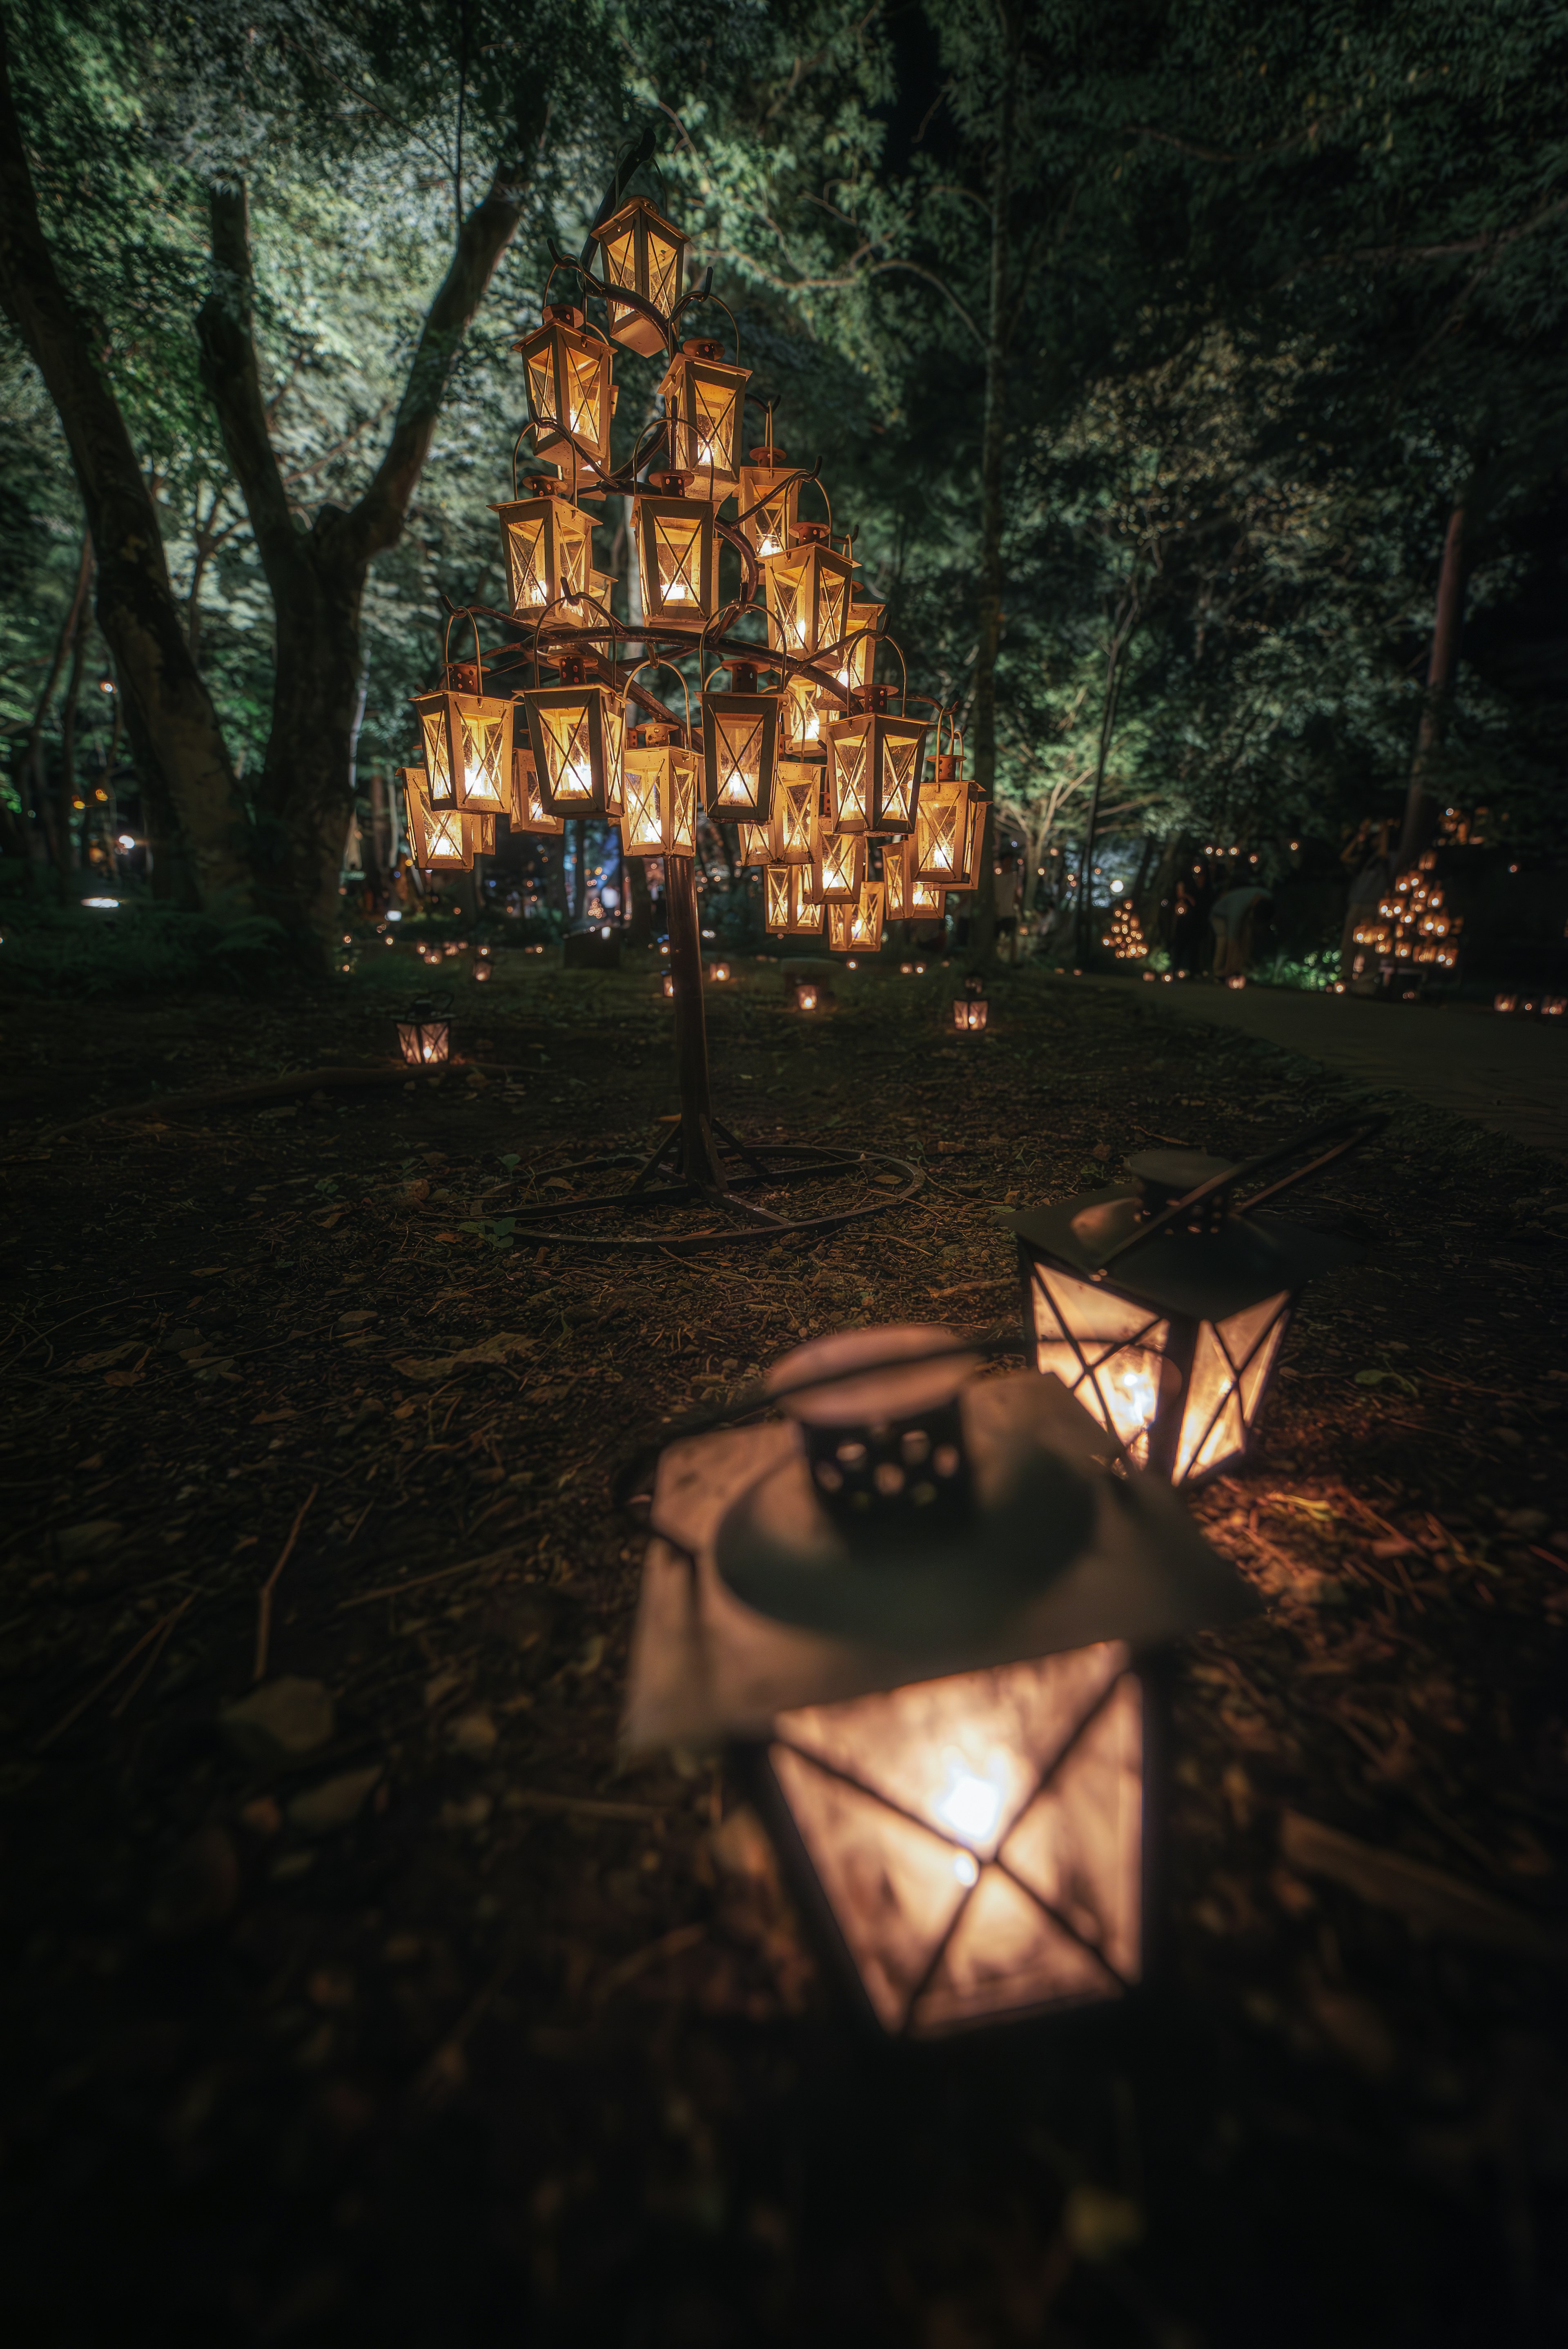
657, 336, 751, 495
1009, 1120, 1378, 1482
517, 303, 615, 482
622, 1326, 1253, 2035
1104, 899, 1147, 960
634, 472, 719, 623
590, 193, 687, 355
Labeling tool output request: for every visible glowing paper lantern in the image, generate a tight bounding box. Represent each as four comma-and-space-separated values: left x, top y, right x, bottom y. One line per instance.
1010, 1144, 1362, 1482
622, 1326, 1252, 2036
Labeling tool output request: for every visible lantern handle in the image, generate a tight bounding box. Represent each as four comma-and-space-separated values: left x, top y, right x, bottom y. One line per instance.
624, 657, 693, 735
732, 463, 818, 530
1091, 1107, 1392, 1275
442, 608, 486, 685
793, 473, 834, 538
668, 281, 742, 365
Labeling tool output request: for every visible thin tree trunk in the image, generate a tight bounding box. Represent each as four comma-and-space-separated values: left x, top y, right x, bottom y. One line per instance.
0, 25, 247, 912
1075, 591, 1138, 960
967, 4, 1019, 976
54, 573, 91, 887
24, 528, 91, 869
1398, 501, 1466, 866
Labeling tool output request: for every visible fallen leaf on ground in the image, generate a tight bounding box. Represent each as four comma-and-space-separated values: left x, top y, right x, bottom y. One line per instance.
392, 1330, 536, 1381
288, 1766, 382, 1836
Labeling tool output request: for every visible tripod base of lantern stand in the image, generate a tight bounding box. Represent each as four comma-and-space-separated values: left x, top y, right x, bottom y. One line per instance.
506, 1123, 924, 1253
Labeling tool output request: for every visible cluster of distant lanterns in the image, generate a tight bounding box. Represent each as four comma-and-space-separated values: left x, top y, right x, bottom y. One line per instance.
395, 184, 984, 963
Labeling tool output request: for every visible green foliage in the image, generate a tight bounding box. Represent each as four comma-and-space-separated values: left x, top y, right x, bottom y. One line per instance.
0, 898, 291, 996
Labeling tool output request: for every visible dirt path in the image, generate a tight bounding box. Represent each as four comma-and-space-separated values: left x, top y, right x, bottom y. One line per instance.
1, 954, 1564, 2346
1074, 971, 1568, 1159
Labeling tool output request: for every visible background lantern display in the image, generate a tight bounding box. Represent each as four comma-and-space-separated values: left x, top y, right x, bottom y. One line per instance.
621, 1325, 1254, 2036
591, 193, 687, 354
523, 666, 626, 816
954, 978, 989, 1031
1009, 1125, 1374, 1482
518, 303, 615, 481
394, 996, 452, 1067
657, 338, 750, 493
1104, 899, 1147, 960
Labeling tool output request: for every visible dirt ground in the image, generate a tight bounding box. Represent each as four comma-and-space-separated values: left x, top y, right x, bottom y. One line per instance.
1, 949, 1565, 2348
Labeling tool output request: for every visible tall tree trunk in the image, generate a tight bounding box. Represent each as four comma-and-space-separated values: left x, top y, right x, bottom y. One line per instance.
967, 3, 1019, 976
0, 25, 248, 913
197, 164, 526, 965
1398, 501, 1466, 866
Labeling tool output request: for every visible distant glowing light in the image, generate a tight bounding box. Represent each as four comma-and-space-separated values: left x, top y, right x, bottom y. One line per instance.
82, 896, 120, 909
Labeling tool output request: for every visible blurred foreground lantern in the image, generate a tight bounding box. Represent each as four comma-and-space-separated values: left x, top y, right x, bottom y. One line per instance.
701, 663, 780, 821
523, 660, 626, 817
517, 303, 615, 481
954, 977, 988, 1032
621, 1326, 1253, 2036
657, 337, 751, 495
590, 194, 687, 355
1009, 1119, 1378, 1482
787, 974, 821, 1012
395, 994, 452, 1066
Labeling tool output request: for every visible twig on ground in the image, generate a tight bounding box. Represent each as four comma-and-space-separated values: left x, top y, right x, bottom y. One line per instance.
254, 1484, 318, 1682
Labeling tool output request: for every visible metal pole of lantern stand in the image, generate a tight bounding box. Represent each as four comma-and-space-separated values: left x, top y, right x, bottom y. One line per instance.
664, 851, 726, 1197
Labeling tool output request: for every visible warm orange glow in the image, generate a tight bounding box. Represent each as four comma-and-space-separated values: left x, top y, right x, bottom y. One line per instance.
766, 1644, 1142, 2035
953, 997, 989, 1031
395, 1017, 450, 1066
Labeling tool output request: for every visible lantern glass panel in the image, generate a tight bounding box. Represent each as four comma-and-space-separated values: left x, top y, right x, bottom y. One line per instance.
457, 704, 510, 809
767, 1645, 1141, 2036
788, 864, 824, 934
702, 693, 779, 820
1028, 1262, 1171, 1464
818, 829, 864, 904
764, 865, 791, 932
739, 459, 799, 562
637, 494, 716, 622
826, 902, 853, 952
527, 687, 625, 817
849, 880, 885, 953
738, 822, 771, 865
536, 700, 597, 806
827, 722, 871, 832
883, 842, 908, 918
880, 729, 922, 831
914, 795, 963, 882
770, 769, 818, 863
521, 313, 613, 477
659, 351, 751, 492
780, 678, 826, 755
1174, 1294, 1290, 1482
419, 710, 456, 806
512, 751, 564, 836
499, 497, 592, 618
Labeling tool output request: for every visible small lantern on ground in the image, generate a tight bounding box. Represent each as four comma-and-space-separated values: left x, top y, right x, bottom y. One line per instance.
953, 977, 989, 1032
701, 661, 781, 822
494, 477, 595, 620
621, 1326, 1253, 2036
591, 194, 687, 355
635, 473, 719, 623
523, 657, 627, 818
738, 443, 800, 563
826, 688, 928, 836
517, 303, 615, 483
657, 337, 751, 496
787, 973, 822, 1012
1009, 1121, 1375, 1482
395, 994, 452, 1066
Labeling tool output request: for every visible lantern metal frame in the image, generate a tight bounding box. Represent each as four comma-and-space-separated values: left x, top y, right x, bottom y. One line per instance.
516, 301, 616, 482
409, 615, 515, 822
634, 472, 720, 624
494, 465, 596, 622
1009, 1113, 1383, 1482
700, 661, 782, 823
657, 332, 751, 495
620, 662, 699, 859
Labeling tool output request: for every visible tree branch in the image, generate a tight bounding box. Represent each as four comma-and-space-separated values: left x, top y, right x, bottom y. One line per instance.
196, 181, 306, 591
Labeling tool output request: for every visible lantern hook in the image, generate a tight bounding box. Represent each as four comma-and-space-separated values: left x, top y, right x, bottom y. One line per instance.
624, 658, 693, 735
442, 608, 488, 686
1091, 1107, 1391, 1275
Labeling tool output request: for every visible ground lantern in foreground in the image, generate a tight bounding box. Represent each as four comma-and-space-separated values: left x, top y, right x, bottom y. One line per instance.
953, 977, 989, 1031
1009, 1132, 1369, 1483
395, 996, 452, 1067
622, 1326, 1253, 2036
